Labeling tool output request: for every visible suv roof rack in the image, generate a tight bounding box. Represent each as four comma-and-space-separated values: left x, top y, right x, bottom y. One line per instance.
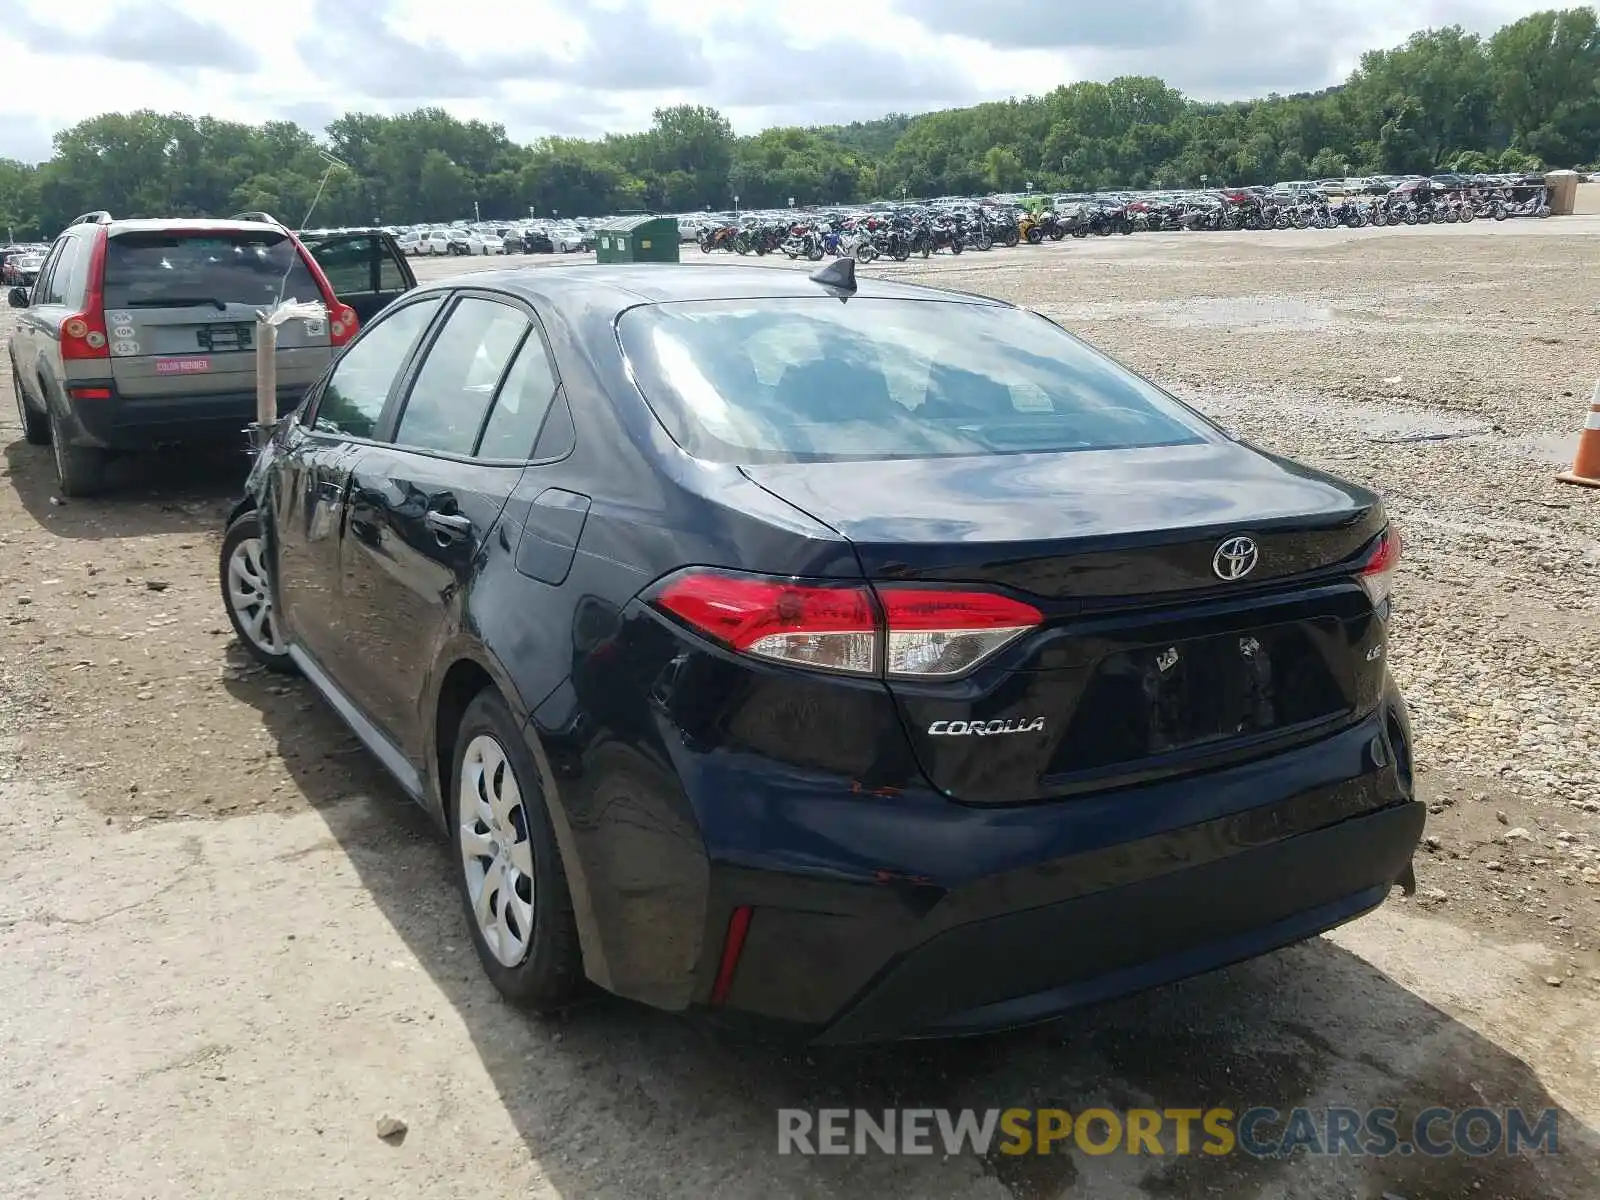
65, 210, 113, 231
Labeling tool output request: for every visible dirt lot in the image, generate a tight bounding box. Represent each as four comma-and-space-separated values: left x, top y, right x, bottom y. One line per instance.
2, 223, 1599, 1199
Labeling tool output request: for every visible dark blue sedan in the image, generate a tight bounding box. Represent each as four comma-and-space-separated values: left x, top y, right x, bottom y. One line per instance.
219, 261, 1422, 1042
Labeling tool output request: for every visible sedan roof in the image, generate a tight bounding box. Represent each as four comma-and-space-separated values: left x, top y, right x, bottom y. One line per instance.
411, 263, 1011, 312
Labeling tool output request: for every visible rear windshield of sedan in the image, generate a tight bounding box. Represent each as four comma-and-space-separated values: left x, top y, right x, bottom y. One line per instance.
617, 298, 1213, 463
102, 231, 321, 309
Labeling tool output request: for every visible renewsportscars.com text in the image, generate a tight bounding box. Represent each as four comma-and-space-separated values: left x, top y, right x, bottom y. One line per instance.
777, 1106, 1560, 1158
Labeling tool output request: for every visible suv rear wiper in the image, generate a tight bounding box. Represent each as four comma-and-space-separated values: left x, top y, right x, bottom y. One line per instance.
121, 297, 229, 310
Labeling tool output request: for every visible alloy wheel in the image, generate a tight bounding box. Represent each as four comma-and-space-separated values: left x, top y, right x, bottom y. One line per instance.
225, 537, 287, 656
458, 734, 536, 968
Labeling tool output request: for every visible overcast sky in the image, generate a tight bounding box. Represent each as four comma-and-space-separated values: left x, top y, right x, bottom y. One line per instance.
0, 0, 1554, 162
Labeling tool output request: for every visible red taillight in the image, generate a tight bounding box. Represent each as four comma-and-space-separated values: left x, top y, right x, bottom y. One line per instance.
330, 302, 359, 347
655, 573, 877, 674
61, 228, 109, 361
651, 571, 1043, 679
60, 312, 109, 360
1357, 527, 1401, 609
879, 588, 1042, 678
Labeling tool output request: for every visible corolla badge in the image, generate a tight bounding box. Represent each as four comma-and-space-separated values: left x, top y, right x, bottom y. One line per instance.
928, 717, 1047, 737
1212, 535, 1260, 581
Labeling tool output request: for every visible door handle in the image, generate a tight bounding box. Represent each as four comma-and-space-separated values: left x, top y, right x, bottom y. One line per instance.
424, 510, 472, 542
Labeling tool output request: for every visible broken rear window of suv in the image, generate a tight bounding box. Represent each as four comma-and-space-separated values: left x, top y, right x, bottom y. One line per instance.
102, 231, 321, 311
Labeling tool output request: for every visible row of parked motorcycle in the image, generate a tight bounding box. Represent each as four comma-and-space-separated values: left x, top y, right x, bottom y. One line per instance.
698, 185, 1555, 261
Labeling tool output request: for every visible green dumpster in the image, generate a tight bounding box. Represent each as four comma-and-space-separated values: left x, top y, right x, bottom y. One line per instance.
594, 214, 681, 264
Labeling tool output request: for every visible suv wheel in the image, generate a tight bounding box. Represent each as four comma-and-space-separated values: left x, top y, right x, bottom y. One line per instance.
11, 355, 49, 445
47, 405, 104, 496
452, 690, 583, 1011
220, 510, 295, 671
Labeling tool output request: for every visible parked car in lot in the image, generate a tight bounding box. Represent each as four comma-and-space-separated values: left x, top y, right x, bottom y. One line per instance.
500, 228, 551, 254
2, 245, 45, 285
8, 211, 415, 495
6, 248, 45, 287
548, 225, 589, 253
421, 230, 454, 256
218, 261, 1421, 1043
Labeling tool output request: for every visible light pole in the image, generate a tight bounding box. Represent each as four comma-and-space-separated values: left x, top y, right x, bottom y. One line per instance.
473, 199, 480, 223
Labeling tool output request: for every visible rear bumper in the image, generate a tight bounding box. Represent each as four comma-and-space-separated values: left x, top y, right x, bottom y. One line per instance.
814, 800, 1420, 1044
690, 702, 1422, 1043
61, 384, 309, 450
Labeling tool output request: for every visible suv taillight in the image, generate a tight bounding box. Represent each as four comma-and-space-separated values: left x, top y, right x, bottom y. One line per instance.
1356, 527, 1400, 610
62, 228, 109, 360
61, 312, 109, 360
330, 302, 359, 347
651, 571, 1042, 679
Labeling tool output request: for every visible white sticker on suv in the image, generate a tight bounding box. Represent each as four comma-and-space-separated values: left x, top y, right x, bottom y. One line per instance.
112, 340, 140, 356
108, 310, 134, 326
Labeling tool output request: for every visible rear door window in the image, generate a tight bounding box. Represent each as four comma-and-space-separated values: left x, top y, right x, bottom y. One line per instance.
392, 297, 529, 456
306, 236, 373, 296
33, 240, 68, 305
102, 231, 321, 310
379, 245, 409, 291
476, 329, 560, 460
57, 236, 91, 307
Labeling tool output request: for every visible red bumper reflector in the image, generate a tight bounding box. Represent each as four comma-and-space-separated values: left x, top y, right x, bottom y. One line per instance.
708, 905, 753, 1007
67, 386, 112, 400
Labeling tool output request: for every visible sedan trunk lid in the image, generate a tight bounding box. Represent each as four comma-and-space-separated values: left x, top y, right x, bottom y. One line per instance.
742, 443, 1390, 804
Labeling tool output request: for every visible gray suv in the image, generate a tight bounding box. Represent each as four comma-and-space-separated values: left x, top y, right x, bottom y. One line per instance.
7, 211, 414, 495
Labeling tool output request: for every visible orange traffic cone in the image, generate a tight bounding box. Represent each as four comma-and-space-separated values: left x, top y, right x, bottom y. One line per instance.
1556, 382, 1600, 489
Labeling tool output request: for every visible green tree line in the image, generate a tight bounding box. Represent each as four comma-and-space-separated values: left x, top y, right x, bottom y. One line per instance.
1, 7, 1595, 240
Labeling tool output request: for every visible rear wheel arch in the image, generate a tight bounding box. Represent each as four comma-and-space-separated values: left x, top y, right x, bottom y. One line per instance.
434, 658, 499, 821
433, 659, 605, 990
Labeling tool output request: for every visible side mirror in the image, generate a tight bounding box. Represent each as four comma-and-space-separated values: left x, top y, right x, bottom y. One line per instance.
7, 286, 28, 309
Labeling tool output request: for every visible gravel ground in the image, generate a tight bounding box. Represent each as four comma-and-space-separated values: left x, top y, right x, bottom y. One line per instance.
1, 220, 1598, 1199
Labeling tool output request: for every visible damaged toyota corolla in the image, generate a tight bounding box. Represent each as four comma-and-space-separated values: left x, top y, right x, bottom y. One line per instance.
220, 259, 1422, 1043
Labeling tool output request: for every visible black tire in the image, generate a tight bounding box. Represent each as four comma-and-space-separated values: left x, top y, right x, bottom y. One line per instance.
219, 510, 297, 673
11, 356, 49, 445
47, 404, 104, 497
451, 689, 584, 1012
1025, 227, 1043, 244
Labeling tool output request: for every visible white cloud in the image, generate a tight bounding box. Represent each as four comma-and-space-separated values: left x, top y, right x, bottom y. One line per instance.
0, 0, 1558, 161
